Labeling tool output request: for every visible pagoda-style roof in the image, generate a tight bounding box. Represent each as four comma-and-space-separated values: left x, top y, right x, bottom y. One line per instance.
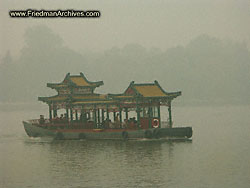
47, 73, 103, 89
132, 82, 167, 97
38, 73, 181, 110
109, 81, 181, 100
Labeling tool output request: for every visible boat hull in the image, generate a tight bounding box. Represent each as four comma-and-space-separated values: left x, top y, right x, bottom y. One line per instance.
23, 121, 192, 140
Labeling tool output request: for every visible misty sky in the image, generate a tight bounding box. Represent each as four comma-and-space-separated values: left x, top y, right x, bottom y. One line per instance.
1, 0, 250, 58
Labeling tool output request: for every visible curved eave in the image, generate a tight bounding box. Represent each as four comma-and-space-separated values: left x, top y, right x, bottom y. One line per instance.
38, 95, 69, 103
141, 91, 181, 100
88, 81, 104, 87
47, 83, 68, 89
166, 91, 182, 99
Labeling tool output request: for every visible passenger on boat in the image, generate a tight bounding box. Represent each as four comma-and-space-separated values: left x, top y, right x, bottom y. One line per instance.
128, 117, 137, 129
114, 114, 119, 121
52, 115, 60, 123
114, 114, 120, 128
58, 114, 66, 123
104, 118, 111, 129
122, 119, 128, 128
39, 115, 45, 124
129, 117, 137, 124
80, 113, 87, 123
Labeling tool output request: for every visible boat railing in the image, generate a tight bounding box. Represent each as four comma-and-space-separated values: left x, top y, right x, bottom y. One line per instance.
30, 117, 166, 130
29, 118, 141, 130
28, 119, 40, 124
28, 118, 51, 124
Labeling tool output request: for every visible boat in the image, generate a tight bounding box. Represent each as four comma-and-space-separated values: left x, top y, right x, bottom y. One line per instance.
23, 72, 192, 140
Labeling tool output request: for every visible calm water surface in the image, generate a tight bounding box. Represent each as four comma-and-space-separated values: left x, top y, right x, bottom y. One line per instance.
0, 105, 250, 188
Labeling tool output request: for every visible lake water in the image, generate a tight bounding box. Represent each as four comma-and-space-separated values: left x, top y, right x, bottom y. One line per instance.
0, 105, 250, 188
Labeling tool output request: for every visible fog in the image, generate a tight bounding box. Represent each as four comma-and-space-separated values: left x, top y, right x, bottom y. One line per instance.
0, 0, 250, 105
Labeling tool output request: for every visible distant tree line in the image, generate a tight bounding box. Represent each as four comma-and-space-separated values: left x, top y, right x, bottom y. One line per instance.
1, 25, 250, 105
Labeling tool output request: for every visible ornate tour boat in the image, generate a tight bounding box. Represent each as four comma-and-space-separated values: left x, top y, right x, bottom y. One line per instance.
23, 73, 192, 140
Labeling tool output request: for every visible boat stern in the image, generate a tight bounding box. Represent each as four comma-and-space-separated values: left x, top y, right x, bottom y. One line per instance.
23, 120, 56, 138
